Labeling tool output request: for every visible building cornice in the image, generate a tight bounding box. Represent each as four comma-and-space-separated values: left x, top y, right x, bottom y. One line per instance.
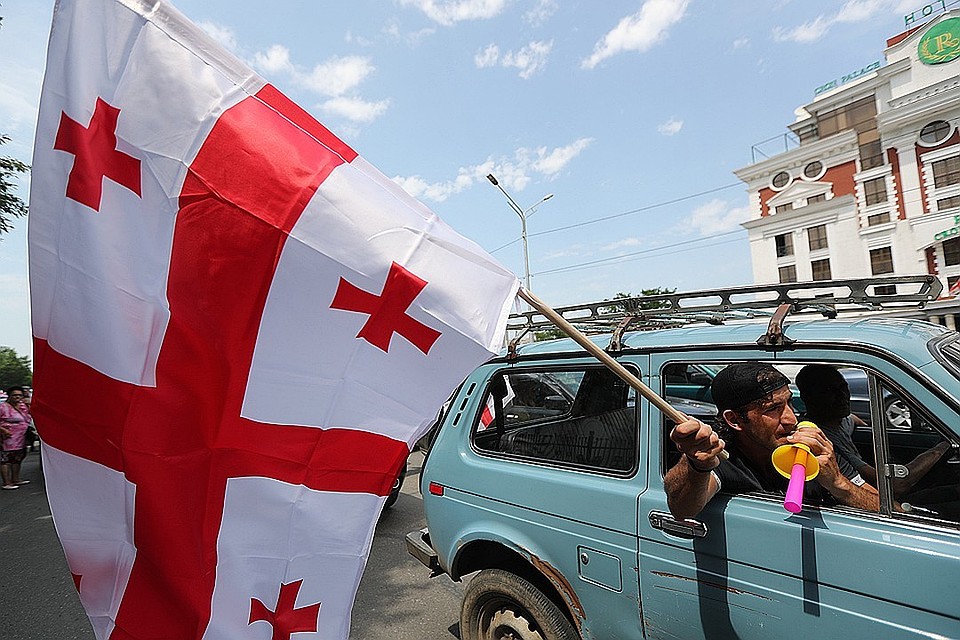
734, 130, 858, 183
880, 79, 960, 131
742, 194, 856, 234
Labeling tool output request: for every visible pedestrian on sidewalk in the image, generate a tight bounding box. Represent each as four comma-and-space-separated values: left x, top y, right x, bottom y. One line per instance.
1, 386, 32, 490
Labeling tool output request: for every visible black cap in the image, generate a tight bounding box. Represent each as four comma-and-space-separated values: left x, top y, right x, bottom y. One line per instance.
711, 363, 789, 412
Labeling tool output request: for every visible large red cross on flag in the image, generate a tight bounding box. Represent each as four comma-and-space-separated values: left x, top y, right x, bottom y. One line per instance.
28, 1, 519, 638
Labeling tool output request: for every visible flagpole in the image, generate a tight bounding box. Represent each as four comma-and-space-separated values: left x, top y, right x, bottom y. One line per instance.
517, 287, 728, 459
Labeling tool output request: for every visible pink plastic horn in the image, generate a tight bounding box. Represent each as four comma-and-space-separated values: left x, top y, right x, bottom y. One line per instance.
771, 421, 820, 513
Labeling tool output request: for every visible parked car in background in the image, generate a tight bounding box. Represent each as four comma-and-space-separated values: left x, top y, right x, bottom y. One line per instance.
408, 278, 960, 640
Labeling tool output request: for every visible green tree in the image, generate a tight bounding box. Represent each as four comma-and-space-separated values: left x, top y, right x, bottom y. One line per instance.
0, 9, 29, 238
0, 134, 28, 237
604, 288, 676, 313
0, 346, 33, 391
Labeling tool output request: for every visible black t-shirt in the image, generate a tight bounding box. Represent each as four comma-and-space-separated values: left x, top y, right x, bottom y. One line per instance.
714, 448, 837, 507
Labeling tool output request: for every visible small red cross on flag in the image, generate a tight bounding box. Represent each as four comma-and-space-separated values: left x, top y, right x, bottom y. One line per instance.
250, 580, 321, 640
54, 97, 141, 212
29, 1, 519, 638
331, 261, 442, 355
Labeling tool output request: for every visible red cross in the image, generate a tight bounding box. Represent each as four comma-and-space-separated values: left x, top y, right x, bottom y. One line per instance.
33, 86, 409, 638
54, 97, 142, 212
330, 261, 442, 355
249, 579, 321, 640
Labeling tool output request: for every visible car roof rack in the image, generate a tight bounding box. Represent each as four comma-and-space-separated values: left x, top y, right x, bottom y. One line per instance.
506, 275, 942, 354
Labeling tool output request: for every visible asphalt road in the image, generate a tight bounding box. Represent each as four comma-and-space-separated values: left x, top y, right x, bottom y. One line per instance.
0, 449, 465, 639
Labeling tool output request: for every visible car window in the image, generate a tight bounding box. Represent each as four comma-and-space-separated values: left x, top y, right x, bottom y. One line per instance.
876, 380, 960, 525
473, 367, 638, 473
660, 360, 960, 524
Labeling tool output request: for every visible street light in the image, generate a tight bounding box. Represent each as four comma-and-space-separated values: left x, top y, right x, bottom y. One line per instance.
486, 173, 553, 292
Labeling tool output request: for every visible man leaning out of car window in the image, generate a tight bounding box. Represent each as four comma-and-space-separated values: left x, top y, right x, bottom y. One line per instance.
665, 362, 879, 520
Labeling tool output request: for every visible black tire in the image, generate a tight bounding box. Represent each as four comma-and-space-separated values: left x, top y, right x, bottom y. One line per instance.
460, 568, 579, 640
383, 462, 406, 509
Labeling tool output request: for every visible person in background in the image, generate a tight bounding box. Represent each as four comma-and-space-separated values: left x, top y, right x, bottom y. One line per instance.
796, 364, 951, 499
0, 386, 32, 490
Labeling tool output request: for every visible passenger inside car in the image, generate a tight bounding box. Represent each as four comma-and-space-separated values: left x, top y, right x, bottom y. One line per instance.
796, 364, 953, 500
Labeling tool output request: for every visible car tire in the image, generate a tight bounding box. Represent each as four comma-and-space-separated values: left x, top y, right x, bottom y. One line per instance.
884, 395, 912, 429
460, 568, 579, 640
383, 462, 406, 509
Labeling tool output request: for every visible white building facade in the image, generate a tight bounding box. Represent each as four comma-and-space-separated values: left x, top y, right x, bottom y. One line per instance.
735, 9, 960, 327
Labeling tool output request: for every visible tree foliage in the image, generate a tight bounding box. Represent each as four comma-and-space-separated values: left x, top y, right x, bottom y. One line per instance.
603, 288, 677, 313
0, 346, 32, 391
0, 134, 28, 237
0, 9, 29, 237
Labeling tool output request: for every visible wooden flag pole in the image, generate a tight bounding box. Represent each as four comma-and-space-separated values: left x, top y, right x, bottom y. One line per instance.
517, 287, 728, 459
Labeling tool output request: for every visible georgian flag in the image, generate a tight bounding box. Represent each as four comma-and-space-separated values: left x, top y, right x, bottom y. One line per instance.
28, 1, 519, 638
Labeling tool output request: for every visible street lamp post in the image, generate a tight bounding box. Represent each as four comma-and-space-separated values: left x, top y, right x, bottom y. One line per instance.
486, 173, 553, 292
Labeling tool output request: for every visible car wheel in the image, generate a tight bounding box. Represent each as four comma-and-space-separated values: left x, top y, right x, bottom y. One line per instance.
884, 396, 912, 429
460, 568, 579, 640
383, 462, 406, 509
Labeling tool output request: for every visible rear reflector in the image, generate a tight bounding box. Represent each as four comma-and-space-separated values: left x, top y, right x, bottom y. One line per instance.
428, 482, 444, 496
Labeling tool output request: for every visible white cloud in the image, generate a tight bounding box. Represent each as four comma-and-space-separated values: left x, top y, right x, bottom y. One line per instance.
252, 44, 295, 74
249, 47, 388, 124
503, 41, 553, 79
475, 41, 553, 78
685, 199, 751, 235
400, 0, 509, 26
320, 96, 390, 123
393, 137, 593, 202
299, 55, 375, 97
525, 0, 559, 25
475, 44, 501, 68
773, 0, 905, 43
732, 37, 750, 49
657, 117, 683, 136
772, 15, 831, 43
531, 137, 593, 175
197, 21, 239, 52
582, 0, 690, 69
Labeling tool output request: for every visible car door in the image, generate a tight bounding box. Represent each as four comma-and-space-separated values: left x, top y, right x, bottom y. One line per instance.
440, 358, 649, 640
637, 350, 960, 640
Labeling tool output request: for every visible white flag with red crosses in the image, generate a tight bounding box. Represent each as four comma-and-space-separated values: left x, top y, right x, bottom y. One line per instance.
28, 1, 519, 638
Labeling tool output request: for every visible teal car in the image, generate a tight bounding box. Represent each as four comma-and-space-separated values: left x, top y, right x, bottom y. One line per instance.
407, 278, 960, 640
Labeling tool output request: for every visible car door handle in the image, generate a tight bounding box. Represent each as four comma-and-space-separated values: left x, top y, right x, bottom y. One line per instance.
648, 510, 708, 538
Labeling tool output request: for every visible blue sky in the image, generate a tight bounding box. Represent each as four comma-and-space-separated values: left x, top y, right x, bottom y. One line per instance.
0, 0, 928, 358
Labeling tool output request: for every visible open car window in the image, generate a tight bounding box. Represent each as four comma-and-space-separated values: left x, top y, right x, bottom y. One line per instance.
472, 367, 639, 474
659, 360, 960, 525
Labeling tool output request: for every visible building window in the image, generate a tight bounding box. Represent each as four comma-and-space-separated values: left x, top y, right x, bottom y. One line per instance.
870, 247, 895, 294
933, 156, 960, 188
863, 177, 888, 206
807, 193, 826, 205
867, 211, 891, 226
775, 233, 794, 258
775, 203, 794, 214
938, 195, 960, 211
920, 120, 951, 146
811, 258, 832, 281
779, 265, 797, 283
944, 237, 960, 267
808, 224, 828, 251
803, 160, 824, 179
772, 171, 791, 189
870, 247, 895, 274
859, 132, 884, 170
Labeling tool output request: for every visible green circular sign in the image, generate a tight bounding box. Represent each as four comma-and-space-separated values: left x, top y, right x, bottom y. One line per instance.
919, 17, 960, 65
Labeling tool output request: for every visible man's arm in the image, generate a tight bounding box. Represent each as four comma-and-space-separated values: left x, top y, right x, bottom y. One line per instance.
664, 418, 725, 519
